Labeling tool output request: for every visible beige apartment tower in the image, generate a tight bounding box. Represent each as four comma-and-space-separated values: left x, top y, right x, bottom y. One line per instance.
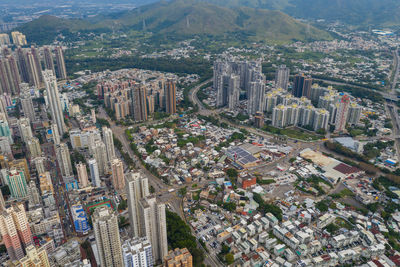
125, 172, 149, 237
92, 206, 123, 267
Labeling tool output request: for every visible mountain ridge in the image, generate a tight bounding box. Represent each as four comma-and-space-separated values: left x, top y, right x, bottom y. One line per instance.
15, 0, 331, 45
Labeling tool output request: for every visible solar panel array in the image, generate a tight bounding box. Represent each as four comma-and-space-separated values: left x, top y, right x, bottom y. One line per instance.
227, 146, 258, 165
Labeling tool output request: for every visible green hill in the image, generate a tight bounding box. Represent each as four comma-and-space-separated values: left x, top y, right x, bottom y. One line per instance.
201, 0, 400, 28
16, 0, 331, 45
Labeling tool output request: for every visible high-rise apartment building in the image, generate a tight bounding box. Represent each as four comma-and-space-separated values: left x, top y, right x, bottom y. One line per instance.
76, 162, 89, 188
55, 143, 73, 177
0, 203, 33, 261
55, 47, 67, 79
122, 237, 153, 267
91, 140, 108, 176
26, 52, 40, 88
0, 56, 21, 95
43, 70, 66, 135
88, 158, 101, 187
0, 114, 12, 144
27, 137, 42, 158
92, 206, 124, 267
16, 47, 29, 83
18, 245, 50, 267
0, 189, 5, 211
102, 127, 115, 163
34, 157, 47, 175
214, 59, 263, 111
111, 158, 125, 191
164, 248, 193, 267
138, 197, 168, 262
17, 118, 33, 144
247, 80, 265, 115
292, 74, 312, 98
347, 102, 362, 126
131, 86, 148, 122
50, 123, 60, 145
126, 172, 149, 237
6, 169, 28, 199
335, 94, 350, 133
275, 65, 290, 91
31, 46, 42, 83
27, 180, 41, 208
0, 33, 10, 46
20, 83, 36, 122
165, 80, 176, 114
43, 46, 55, 74
11, 32, 27, 46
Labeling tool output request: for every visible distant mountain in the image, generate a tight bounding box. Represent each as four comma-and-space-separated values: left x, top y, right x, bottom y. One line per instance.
202, 0, 400, 27
16, 0, 331, 45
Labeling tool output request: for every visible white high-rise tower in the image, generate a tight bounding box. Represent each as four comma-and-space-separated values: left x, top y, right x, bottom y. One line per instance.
43, 70, 66, 136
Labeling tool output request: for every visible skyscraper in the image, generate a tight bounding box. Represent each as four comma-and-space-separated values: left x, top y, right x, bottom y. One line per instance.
6, 168, 28, 199
227, 75, 240, 110
92, 206, 124, 267
88, 158, 101, 187
165, 80, 176, 114
55, 46, 67, 80
11, 32, 27, 46
102, 127, 115, 163
17, 117, 33, 143
20, 83, 36, 122
0, 56, 20, 95
335, 94, 350, 133
16, 47, 29, 83
347, 102, 362, 126
0, 114, 12, 144
55, 143, 73, 177
51, 123, 60, 145
111, 158, 125, 191
27, 180, 41, 208
76, 162, 89, 188
275, 65, 290, 91
27, 137, 42, 158
43, 70, 66, 136
0, 189, 5, 211
122, 237, 154, 267
138, 197, 168, 262
126, 172, 149, 238
247, 80, 265, 115
43, 46, 55, 74
292, 74, 312, 98
0, 203, 33, 261
26, 52, 40, 88
131, 85, 148, 122
31, 46, 43, 83
91, 140, 108, 176
33, 157, 46, 175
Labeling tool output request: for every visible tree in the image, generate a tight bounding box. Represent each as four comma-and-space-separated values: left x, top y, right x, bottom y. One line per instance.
225, 253, 234, 265
150, 185, 155, 194
179, 187, 187, 197
223, 202, 236, 212
316, 201, 329, 212
166, 210, 204, 266
118, 199, 127, 211
226, 169, 238, 179
1, 185, 10, 196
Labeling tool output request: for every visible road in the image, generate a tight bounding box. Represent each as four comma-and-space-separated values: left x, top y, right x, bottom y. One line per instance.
384, 48, 400, 159
96, 107, 186, 219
